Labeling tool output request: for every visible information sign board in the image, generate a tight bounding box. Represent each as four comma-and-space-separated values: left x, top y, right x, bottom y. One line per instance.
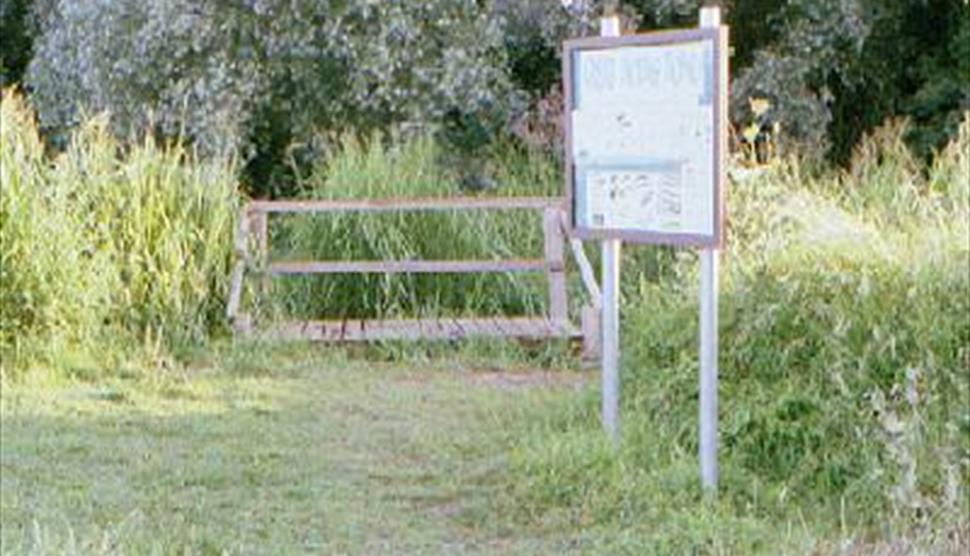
564, 28, 728, 246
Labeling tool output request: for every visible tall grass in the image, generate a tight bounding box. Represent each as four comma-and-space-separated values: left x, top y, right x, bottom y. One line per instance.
3, 85, 966, 549
0, 92, 239, 376
271, 134, 562, 319
508, 116, 970, 552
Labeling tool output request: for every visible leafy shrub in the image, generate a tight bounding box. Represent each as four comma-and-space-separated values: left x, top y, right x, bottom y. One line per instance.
732, 0, 970, 162
0, 92, 239, 374
0, 0, 34, 86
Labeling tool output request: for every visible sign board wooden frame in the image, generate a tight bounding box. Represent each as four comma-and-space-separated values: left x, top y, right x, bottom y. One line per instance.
563, 27, 728, 247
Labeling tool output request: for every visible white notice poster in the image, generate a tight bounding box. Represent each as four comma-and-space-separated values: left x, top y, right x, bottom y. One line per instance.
568, 36, 720, 240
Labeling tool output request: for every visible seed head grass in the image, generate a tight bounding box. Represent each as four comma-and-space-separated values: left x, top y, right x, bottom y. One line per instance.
2, 88, 967, 552
506, 115, 970, 553
0, 92, 239, 378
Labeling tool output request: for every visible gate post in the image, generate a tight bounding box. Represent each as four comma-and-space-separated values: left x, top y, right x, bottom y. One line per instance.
543, 207, 568, 324
580, 304, 601, 362
250, 209, 270, 302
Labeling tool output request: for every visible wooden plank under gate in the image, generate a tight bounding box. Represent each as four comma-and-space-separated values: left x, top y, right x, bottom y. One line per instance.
267, 317, 576, 342
226, 196, 601, 355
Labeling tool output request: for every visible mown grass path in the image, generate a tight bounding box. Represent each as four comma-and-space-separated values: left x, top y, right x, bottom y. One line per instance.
1, 351, 587, 555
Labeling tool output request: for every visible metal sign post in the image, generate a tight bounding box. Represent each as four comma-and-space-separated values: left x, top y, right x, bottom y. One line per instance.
563, 7, 728, 490
599, 15, 622, 446
698, 5, 722, 493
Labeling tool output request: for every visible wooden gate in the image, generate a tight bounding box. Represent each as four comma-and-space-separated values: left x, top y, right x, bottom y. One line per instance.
226, 196, 601, 356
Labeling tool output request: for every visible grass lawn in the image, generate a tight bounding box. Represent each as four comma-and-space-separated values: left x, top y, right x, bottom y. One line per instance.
4, 340, 966, 555
0, 343, 589, 555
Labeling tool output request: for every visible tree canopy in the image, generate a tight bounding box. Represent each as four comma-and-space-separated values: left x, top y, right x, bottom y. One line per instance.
2, 0, 966, 194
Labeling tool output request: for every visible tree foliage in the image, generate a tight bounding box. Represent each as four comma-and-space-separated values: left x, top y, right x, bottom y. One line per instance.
9, 0, 969, 191
26, 1, 522, 193
732, 0, 969, 161
0, 0, 34, 86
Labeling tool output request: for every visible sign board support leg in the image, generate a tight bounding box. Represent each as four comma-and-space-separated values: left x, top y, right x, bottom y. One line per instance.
602, 238, 621, 445
699, 248, 719, 491
598, 15, 622, 447
699, 4, 721, 494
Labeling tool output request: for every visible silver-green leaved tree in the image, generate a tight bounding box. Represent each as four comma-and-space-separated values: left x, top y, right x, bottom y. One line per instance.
27, 0, 522, 162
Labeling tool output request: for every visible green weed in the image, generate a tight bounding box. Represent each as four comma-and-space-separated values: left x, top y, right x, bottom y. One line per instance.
508, 115, 970, 551
0, 92, 239, 377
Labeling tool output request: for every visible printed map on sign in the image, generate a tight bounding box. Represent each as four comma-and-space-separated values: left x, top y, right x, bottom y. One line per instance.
571, 39, 715, 236
580, 165, 684, 231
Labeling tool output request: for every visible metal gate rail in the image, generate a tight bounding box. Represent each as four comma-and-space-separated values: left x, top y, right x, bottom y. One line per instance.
226, 196, 600, 357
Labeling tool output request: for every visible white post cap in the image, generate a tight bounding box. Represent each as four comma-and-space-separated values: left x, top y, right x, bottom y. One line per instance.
700, 6, 721, 28
600, 15, 621, 37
